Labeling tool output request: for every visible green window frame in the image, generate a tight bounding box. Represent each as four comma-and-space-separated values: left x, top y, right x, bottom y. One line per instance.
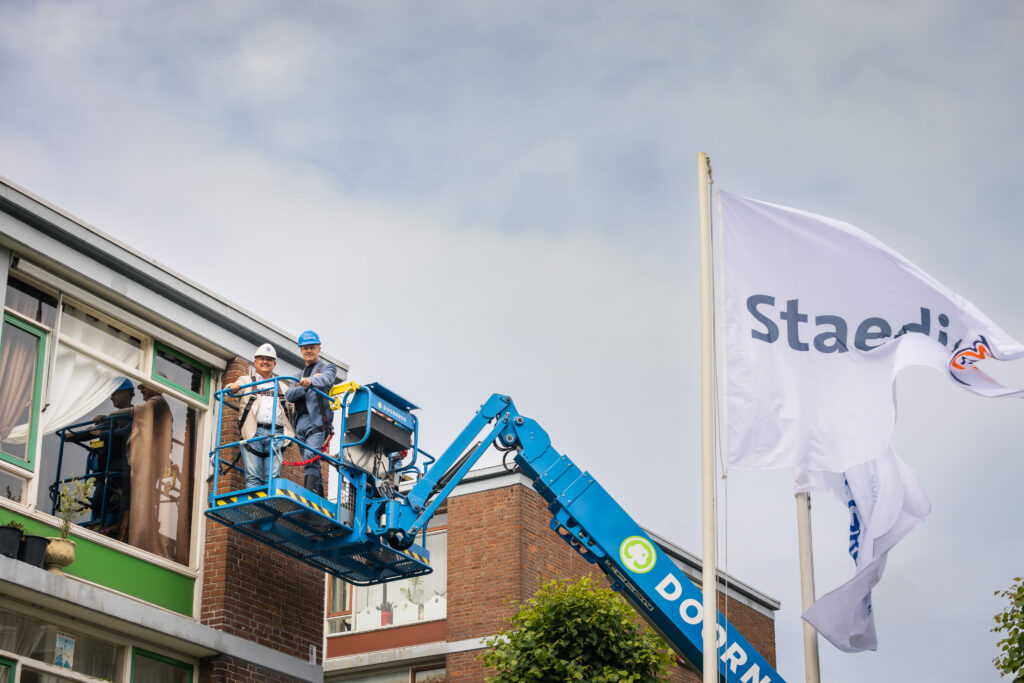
0, 655, 13, 683
151, 342, 210, 401
0, 313, 47, 471
131, 648, 193, 683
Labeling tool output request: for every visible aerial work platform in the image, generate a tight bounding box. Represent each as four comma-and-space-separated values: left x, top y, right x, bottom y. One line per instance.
205, 379, 431, 585
206, 379, 785, 681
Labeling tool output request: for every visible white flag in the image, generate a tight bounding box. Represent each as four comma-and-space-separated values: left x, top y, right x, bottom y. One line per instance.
719, 189, 1023, 652
796, 449, 931, 652
720, 190, 1024, 474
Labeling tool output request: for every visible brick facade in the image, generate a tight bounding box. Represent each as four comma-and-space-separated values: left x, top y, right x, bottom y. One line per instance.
198, 654, 315, 683
199, 356, 327, 662
444, 482, 777, 682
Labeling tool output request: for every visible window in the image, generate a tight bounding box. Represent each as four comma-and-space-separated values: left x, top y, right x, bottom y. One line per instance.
334, 664, 446, 682
0, 315, 47, 469
327, 576, 353, 634
2, 274, 204, 565
60, 302, 143, 369
412, 666, 446, 682
34, 371, 198, 564
0, 657, 13, 683
4, 277, 57, 327
153, 344, 209, 401
0, 469, 24, 505
0, 607, 119, 681
131, 649, 192, 683
340, 527, 447, 633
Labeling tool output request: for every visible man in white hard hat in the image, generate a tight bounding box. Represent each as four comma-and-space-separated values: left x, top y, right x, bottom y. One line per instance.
228, 343, 295, 489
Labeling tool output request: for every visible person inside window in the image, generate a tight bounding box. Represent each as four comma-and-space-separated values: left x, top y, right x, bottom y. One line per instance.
69, 378, 136, 534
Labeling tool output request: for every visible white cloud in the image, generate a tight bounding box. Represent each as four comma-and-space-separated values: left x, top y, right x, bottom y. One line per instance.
1, 2, 1022, 681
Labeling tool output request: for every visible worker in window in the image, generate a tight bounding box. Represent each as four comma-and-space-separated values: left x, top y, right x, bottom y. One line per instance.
227, 343, 294, 489
71, 378, 135, 531
285, 330, 336, 497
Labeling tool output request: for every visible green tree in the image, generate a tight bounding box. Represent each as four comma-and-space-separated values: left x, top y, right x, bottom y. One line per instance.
482, 576, 675, 682
994, 576, 1024, 680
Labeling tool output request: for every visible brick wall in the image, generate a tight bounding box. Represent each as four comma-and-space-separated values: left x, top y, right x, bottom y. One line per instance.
444, 481, 776, 681
198, 654, 312, 683
199, 357, 325, 662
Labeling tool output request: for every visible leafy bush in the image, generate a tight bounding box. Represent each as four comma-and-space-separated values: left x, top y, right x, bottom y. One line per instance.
993, 576, 1024, 680
482, 577, 674, 682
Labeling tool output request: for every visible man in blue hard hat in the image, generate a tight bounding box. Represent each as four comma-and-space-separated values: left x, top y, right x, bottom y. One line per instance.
285, 330, 337, 497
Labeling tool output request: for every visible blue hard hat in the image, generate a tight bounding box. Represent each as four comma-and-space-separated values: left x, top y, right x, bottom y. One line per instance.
297, 330, 321, 347
115, 378, 134, 392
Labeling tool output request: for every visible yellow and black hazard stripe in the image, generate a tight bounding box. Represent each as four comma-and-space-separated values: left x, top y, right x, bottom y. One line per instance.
216, 489, 333, 517
399, 546, 429, 566
278, 487, 334, 516
215, 490, 269, 506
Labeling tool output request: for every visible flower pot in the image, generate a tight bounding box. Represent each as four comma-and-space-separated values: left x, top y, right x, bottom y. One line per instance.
0, 526, 23, 559
44, 537, 76, 574
18, 534, 49, 567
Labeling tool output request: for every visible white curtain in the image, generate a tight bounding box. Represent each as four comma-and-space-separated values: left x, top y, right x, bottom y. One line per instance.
5, 308, 140, 443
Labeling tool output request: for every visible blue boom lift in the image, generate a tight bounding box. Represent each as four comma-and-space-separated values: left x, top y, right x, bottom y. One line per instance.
206, 383, 784, 683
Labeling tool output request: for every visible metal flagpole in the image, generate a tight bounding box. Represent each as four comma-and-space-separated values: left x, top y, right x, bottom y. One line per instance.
697, 152, 718, 683
796, 491, 822, 683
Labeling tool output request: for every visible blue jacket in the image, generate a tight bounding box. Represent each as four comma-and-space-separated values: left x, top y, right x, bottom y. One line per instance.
285, 358, 337, 433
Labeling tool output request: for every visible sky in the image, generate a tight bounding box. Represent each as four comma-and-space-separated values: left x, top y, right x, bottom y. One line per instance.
2, 2, 1022, 680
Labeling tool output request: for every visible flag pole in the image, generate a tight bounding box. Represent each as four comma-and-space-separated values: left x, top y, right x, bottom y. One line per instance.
796, 491, 822, 683
697, 151, 718, 683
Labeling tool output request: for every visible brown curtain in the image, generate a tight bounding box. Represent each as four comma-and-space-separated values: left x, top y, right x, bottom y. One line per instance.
128, 393, 173, 559
172, 408, 195, 564
0, 323, 37, 442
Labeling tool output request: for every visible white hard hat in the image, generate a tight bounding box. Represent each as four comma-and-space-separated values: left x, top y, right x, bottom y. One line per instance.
254, 342, 277, 360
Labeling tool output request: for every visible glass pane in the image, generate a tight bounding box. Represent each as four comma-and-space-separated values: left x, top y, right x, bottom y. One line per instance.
60, 303, 142, 369
0, 662, 9, 683
350, 531, 446, 631
0, 608, 117, 680
414, 667, 446, 682
154, 347, 206, 398
0, 320, 42, 462
34, 360, 197, 563
327, 616, 352, 635
341, 671, 409, 683
329, 577, 350, 614
132, 652, 190, 683
4, 277, 57, 327
34, 347, 139, 528
0, 469, 26, 504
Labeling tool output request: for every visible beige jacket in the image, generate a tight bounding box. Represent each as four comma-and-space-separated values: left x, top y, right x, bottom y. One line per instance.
236, 375, 296, 441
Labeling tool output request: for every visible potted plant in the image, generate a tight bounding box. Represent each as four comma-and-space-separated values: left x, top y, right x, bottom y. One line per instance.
378, 599, 394, 626
1, 519, 25, 559
44, 476, 94, 574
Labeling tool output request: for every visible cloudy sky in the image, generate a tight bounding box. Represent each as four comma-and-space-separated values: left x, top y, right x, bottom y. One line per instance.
2, 2, 1022, 680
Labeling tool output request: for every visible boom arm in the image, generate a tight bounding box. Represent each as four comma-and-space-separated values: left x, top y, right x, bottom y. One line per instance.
389, 394, 784, 683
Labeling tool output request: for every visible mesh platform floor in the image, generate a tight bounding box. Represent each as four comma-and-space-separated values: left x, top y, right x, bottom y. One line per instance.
206, 486, 431, 585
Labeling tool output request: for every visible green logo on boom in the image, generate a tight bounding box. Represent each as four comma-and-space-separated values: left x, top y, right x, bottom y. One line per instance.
619, 536, 656, 574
